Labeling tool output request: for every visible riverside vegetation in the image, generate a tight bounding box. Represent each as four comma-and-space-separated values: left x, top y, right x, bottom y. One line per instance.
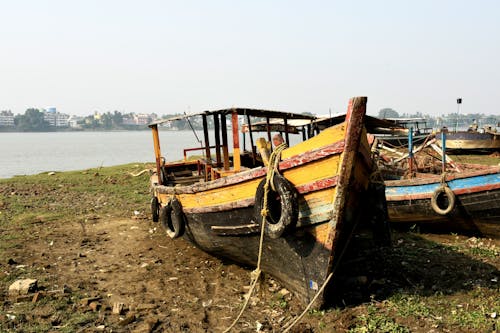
0, 162, 499, 332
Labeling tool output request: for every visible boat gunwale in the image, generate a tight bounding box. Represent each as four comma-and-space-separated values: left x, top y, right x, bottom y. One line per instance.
384, 165, 500, 187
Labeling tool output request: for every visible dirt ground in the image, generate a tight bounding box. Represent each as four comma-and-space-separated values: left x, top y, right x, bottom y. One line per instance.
1, 165, 499, 332
2, 215, 499, 332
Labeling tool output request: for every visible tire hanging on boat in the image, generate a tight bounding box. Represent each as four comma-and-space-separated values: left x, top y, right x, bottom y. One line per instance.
430, 185, 456, 215
254, 174, 298, 239
151, 197, 159, 222
159, 198, 185, 239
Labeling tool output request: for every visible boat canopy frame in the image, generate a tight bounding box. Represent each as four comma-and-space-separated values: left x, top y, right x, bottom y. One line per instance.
149, 108, 317, 185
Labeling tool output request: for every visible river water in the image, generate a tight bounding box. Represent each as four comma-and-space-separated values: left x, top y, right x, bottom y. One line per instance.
0, 130, 212, 179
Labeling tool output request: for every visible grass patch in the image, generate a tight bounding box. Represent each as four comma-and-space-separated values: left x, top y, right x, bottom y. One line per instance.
348, 305, 410, 333
388, 294, 432, 318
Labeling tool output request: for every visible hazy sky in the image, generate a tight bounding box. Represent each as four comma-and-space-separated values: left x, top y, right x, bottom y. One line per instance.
1, 0, 499, 117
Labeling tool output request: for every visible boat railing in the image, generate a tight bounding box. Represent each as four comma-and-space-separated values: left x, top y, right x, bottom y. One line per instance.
183, 146, 217, 162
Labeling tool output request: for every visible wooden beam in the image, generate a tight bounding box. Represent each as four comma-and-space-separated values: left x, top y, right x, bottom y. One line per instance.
232, 110, 241, 172
246, 114, 256, 163
151, 125, 163, 185
213, 114, 222, 167
284, 117, 290, 146
221, 114, 230, 170
202, 114, 211, 162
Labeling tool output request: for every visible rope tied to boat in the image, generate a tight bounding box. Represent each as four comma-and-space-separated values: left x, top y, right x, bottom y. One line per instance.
259, 143, 287, 219
440, 171, 448, 186
223, 143, 287, 333
369, 168, 385, 185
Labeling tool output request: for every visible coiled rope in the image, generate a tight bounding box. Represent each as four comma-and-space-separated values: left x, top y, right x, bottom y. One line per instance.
223, 143, 287, 333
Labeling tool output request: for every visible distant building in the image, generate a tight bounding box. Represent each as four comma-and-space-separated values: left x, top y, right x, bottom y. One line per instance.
43, 108, 70, 127
122, 113, 155, 126
0, 110, 15, 127
68, 115, 83, 128
135, 114, 151, 125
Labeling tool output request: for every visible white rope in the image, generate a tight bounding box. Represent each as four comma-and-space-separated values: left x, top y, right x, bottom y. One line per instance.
222, 143, 287, 333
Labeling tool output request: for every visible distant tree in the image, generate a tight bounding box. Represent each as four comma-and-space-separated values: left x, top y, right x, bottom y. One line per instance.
14, 108, 51, 131
112, 111, 123, 125
378, 108, 399, 119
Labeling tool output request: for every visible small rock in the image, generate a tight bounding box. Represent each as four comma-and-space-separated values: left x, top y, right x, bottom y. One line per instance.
89, 301, 101, 312
132, 317, 159, 333
278, 288, 290, 297
119, 312, 136, 326
113, 302, 125, 315
136, 303, 157, 311
491, 312, 497, 319
8, 279, 38, 296
48, 172, 56, 176
96, 325, 106, 331
202, 299, 212, 308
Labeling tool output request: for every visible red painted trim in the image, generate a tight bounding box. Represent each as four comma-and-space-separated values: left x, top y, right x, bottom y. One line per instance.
232, 110, 239, 149
295, 176, 338, 194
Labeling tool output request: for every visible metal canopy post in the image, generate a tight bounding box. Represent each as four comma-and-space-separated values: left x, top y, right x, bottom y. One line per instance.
284, 117, 290, 146
202, 114, 211, 162
246, 114, 256, 164
213, 114, 222, 167
221, 114, 230, 170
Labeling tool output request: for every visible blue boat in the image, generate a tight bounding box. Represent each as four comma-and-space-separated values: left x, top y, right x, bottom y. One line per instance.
385, 165, 500, 237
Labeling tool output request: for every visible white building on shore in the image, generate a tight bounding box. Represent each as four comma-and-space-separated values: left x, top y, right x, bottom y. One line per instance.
43, 108, 70, 127
0, 110, 15, 127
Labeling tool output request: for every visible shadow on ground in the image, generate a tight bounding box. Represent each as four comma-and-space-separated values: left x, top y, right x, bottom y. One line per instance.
327, 229, 500, 307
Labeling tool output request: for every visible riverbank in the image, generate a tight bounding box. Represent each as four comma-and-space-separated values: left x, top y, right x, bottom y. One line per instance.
0, 164, 499, 332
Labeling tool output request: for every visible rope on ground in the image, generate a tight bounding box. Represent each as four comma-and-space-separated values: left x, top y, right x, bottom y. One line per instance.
280, 188, 365, 333
281, 272, 334, 333
129, 169, 151, 177
223, 143, 287, 333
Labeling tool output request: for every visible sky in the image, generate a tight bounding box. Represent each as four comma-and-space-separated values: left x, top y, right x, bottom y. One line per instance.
1, 0, 499, 117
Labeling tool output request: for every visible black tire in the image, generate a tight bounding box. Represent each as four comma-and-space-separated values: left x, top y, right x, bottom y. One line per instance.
254, 174, 298, 239
151, 197, 160, 222
431, 185, 456, 215
159, 198, 185, 239
159, 203, 172, 231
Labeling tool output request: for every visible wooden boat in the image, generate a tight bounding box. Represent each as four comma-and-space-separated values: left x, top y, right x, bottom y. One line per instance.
148, 97, 382, 306
373, 117, 433, 148
378, 143, 500, 237
436, 128, 500, 153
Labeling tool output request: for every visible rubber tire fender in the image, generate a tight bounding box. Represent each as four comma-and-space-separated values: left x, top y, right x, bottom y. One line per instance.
159, 198, 185, 239
430, 185, 456, 215
151, 197, 160, 222
254, 174, 298, 239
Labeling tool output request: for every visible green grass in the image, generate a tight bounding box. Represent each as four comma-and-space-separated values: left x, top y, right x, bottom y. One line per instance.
348, 305, 410, 333
450, 154, 500, 166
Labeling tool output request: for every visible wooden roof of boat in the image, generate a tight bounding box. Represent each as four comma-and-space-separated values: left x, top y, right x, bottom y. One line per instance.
149, 108, 316, 128
245, 114, 398, 133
